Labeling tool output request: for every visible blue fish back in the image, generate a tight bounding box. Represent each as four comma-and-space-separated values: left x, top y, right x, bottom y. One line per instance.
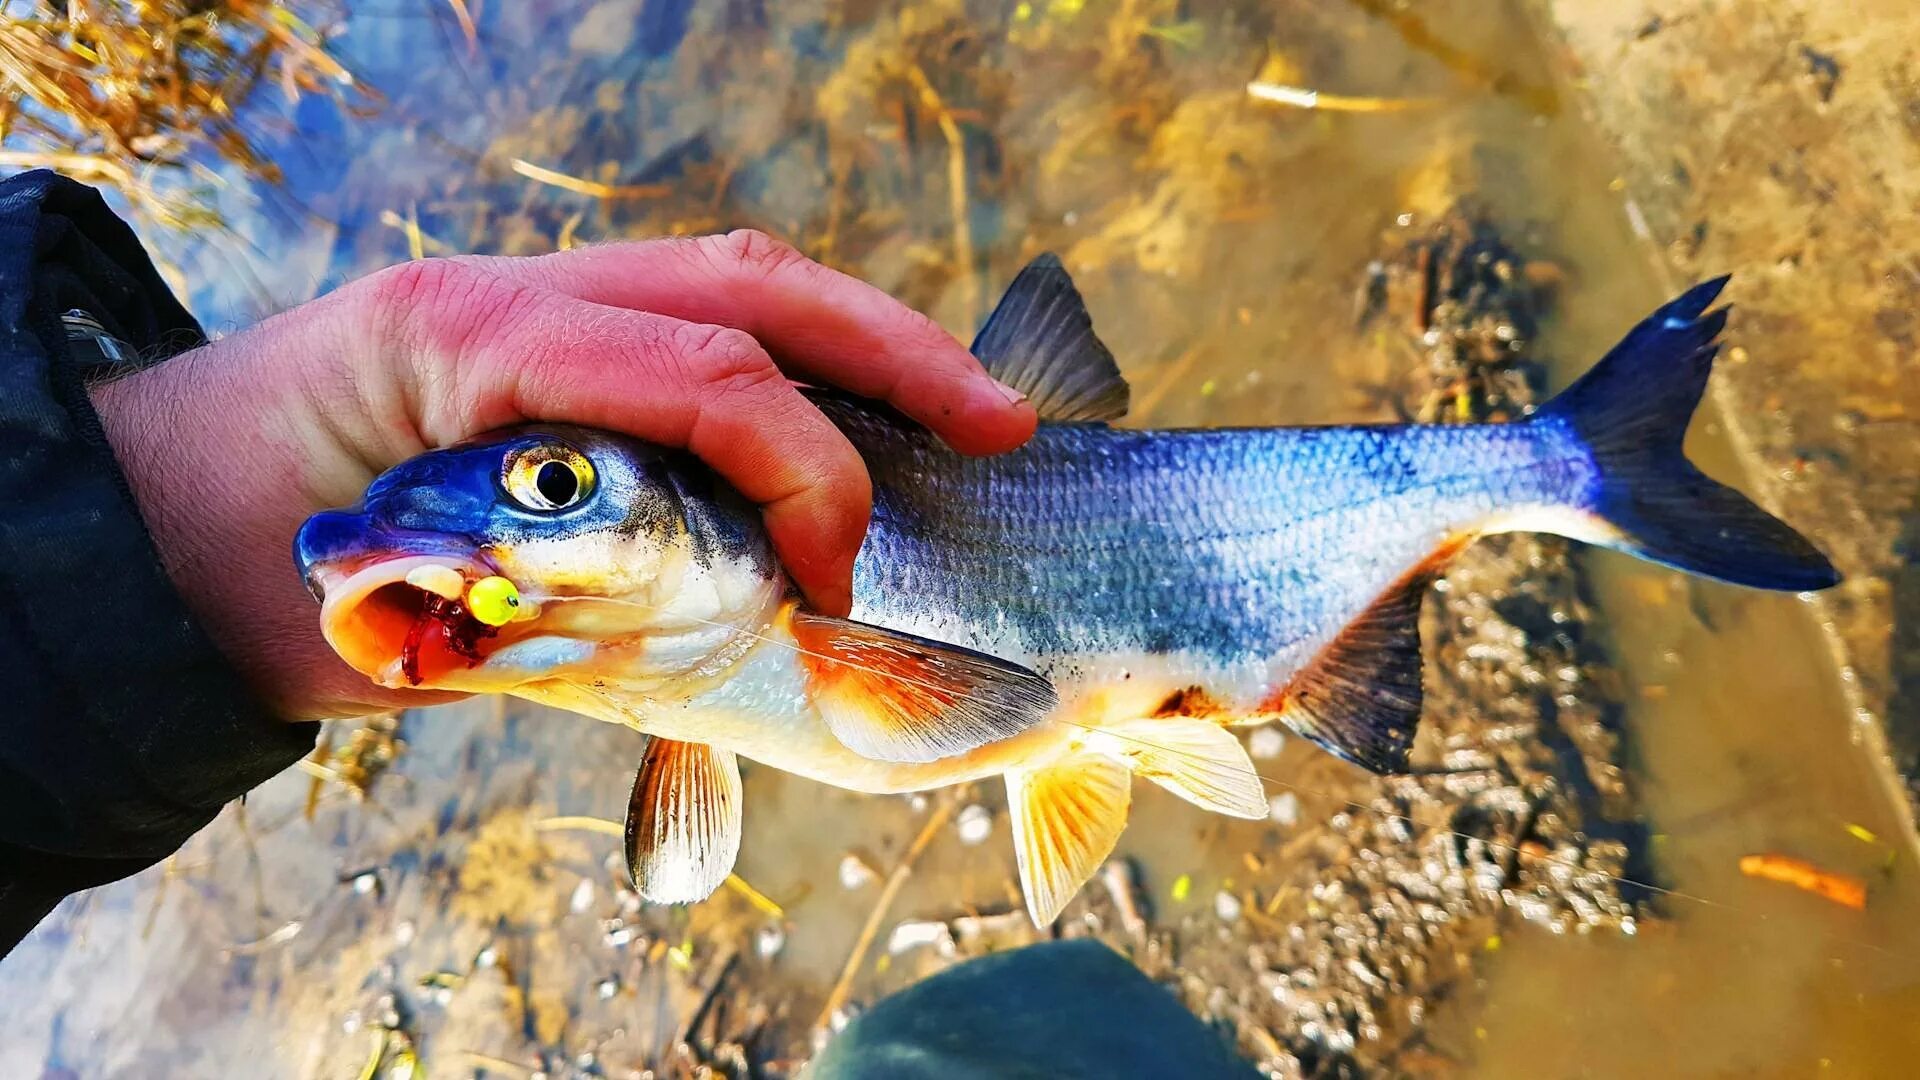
826, 397, 1592, 673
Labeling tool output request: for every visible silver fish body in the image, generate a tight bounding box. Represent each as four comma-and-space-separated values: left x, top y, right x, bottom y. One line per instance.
838, 398, 1585, 687
295, 257, 1839, 924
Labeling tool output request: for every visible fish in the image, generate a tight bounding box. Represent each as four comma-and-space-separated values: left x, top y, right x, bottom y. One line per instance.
294, 256, 1840, 926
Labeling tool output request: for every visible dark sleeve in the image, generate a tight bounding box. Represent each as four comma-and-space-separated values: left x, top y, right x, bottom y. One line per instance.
0, 170, 319, 956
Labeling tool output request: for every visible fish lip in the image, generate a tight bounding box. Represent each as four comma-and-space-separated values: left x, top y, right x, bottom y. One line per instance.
317, 553, 539, 689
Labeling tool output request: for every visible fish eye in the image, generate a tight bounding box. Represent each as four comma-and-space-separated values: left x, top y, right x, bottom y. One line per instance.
503, 441, 596, 512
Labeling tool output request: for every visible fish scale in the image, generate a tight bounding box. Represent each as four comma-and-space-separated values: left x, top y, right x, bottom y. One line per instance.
837, 398, 1586, 676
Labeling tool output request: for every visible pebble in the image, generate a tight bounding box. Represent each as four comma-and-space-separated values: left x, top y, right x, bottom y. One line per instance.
756, 924, 787, 960
887, 919, 955, 956
1214, 891, 1244, 923
839, 854, 877, 890
1268, 792, 1300, 826
955, 804, 993, 845
570, 878, 596, 915
1248, 727, 1286, 759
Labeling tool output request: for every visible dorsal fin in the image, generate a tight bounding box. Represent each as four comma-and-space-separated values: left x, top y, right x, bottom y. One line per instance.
970, 254, 1130, 422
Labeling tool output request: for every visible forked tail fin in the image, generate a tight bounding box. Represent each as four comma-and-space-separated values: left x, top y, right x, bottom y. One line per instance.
1539, 277, 1840, 592
1006, 715, 1265, 927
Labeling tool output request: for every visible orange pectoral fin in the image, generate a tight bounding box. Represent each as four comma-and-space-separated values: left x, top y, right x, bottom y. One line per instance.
788, 608, 1058, 764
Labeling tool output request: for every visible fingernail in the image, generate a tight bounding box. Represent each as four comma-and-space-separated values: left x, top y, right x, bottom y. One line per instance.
989, 379, 1028, 407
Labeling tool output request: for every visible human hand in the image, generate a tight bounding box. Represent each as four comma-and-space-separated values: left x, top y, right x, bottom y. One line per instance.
87, 231, 1036, 720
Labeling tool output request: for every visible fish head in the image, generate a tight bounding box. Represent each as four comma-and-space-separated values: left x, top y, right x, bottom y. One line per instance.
295, 424, 781, 694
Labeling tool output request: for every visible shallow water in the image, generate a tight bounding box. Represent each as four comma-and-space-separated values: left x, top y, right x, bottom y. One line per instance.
5, 0, 1916, 1075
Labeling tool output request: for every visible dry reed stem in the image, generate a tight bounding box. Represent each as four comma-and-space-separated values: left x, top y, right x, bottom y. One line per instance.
903, 63, 977, 329
814, 798, 957, 1032
511, 157, 673, 200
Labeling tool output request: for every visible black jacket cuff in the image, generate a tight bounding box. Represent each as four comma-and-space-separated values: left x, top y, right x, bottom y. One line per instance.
0, 170, 317, 881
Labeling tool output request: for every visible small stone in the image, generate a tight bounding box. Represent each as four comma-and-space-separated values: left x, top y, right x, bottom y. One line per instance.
955, 804, 993, 845
570, 878, 596, 915
756, 924, 787, 960
393, 921, 415, 946
1268, 792, 1299, 826
597, 976, 620, 1000
839, 854, 877, 890
351, 871, 378, 895
887, 919, 955, 956
1214, 891, 1243, 922
1248, 727, 1286, 759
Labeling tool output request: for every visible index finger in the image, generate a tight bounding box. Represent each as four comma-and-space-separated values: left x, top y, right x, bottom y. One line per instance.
360, 262, 873, 614
471, 230, 1039, 455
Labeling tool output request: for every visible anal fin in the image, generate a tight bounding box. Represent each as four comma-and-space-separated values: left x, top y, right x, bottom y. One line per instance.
791, 608, 1057, 764
1262, 553, 1449, 775
1007, 754, 1131, 927
624, 738, 742, 904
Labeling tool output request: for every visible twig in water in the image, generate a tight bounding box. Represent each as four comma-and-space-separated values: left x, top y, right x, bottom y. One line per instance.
557, 209, 586, 251
814, 798, 957, 1031
378, 209, 448, 257
903, 64, 978, 328
531, 815, 784, 915
459, 1051, 534, 1077
510, 158, 673, 200
1247, 81, 1438, 112
445, 0, 478, 55
675, 946, 742, 1050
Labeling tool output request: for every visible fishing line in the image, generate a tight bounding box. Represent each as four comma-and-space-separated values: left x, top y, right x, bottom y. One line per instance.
523, 593, 1908, 960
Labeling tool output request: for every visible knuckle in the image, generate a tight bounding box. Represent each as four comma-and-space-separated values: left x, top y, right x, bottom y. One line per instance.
675, 323, 777, 388
358, 257, 542, 357
705, 228, 805, 278
361, 257, 471, 315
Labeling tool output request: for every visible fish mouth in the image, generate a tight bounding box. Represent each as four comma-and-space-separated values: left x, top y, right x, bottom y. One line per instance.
315, 555, 547, 691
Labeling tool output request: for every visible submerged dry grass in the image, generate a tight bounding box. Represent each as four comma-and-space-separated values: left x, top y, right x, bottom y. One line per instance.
0, 0, 368, 227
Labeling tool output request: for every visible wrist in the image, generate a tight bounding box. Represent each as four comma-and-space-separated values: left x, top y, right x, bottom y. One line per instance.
88, 353, 304, 717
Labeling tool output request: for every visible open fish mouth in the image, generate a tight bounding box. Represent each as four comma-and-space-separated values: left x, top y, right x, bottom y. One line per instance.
315, 555, 541, 690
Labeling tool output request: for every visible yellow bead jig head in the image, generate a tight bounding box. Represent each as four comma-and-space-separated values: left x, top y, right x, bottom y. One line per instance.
466, 576, 522, 627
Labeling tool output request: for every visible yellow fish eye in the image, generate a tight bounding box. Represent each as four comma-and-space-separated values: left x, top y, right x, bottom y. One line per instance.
504, 443, 595, 511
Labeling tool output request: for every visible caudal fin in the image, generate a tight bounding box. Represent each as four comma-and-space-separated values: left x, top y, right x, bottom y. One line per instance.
1540, 278, 1840, 592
